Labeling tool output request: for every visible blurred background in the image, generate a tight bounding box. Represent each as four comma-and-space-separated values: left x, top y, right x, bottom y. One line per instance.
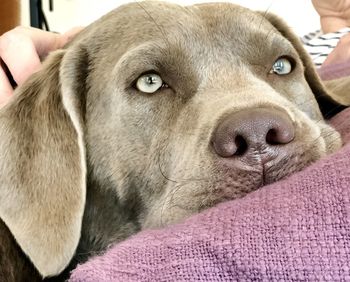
2, 1, 320, 36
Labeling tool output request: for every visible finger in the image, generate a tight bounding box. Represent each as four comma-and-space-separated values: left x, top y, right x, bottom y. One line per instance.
0, 59, 17, 88
13, 26, 84, 55
59, 26, 84, 47
0, 31, 42, 85
323, 33, 350, 66
7, 26, 63, 56
0, 26, 83, 86
0, 66, 14, 107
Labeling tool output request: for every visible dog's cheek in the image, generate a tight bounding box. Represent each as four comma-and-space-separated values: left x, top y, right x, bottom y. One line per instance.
295, 115, 342, 157
273, 80, 323, 122
141, 142, 213, 228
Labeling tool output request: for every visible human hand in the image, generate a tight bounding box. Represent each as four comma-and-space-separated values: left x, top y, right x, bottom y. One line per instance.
312, 0, 350, 33
323, 33, 350, 66
0, 26, 83, 107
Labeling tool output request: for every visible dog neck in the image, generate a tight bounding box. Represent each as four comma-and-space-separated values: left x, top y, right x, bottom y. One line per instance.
57, 173, 143, 279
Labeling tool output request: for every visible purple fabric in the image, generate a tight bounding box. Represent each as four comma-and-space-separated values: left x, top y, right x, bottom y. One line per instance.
318, 59, 350, 81
69, 108, 350, 282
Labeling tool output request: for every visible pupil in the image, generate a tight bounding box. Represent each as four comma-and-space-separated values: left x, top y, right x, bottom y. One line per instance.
275, 61, 283, 71
146, 76, 156, 85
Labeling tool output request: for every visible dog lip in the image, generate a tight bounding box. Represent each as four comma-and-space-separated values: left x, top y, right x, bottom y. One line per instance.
230, 148, 296, 186
261, 162, 277, 186
262, 150, 302, 185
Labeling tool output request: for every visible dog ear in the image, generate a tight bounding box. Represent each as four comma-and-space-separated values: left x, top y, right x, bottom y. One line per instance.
262, 12, 346, 119
0, 46, 88, 277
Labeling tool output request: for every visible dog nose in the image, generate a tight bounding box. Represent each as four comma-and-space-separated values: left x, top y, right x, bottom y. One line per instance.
211, 108, 295, 158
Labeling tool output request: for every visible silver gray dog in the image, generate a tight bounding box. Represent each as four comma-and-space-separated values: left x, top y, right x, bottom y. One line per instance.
0, 1, 346, 280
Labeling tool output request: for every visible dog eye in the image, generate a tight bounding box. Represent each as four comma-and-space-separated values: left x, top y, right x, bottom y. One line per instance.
136, 73, 167, 94
270, 57, 293, 75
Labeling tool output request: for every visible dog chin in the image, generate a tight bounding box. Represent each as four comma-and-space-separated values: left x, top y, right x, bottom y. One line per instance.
142, 149, 321, 229
262, 151, 316, 185
204, 152, 318, 206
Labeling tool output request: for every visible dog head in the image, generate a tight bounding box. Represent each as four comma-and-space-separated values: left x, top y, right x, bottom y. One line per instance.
0, 1, 345, 277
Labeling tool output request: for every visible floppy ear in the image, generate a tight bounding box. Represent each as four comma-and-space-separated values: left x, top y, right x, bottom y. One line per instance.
262, 12, 347, 119
0, 46, 87, 277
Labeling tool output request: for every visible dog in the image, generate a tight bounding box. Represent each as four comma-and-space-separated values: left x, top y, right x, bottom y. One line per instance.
0, 1, 347, 281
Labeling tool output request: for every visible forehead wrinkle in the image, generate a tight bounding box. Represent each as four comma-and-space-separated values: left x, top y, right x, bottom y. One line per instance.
263, 25, 294, 47
180, 6, 295, 65
113, 39, 199, 89
118, 41, 167, 67
112, 41, 168, 83
263, 33, 297, 55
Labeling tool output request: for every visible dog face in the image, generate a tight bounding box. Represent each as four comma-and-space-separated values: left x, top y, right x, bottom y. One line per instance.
84, 2, 342, 225
0, 1, 344, 278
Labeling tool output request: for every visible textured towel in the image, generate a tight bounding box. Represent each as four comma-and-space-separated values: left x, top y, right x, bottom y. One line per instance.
69, 107, 350, 282
318, 58, 350, 81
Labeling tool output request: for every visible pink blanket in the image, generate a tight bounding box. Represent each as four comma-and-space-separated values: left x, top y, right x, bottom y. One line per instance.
69, 106, 350, 281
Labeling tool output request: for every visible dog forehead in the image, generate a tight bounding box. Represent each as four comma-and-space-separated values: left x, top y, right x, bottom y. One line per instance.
79, 2, 290, 92
95, 2, 279, 50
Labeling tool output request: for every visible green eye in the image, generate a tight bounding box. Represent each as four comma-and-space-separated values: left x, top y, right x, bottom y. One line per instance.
136, 73, 164, 93
270, 58, 293, 75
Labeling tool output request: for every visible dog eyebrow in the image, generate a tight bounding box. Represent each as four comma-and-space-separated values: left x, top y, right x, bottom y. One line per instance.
110, 40, 199, 99
271, 36, 295, 50
113, 41, 190, 85
260, 34, 298, 60
112, 42, 167, 82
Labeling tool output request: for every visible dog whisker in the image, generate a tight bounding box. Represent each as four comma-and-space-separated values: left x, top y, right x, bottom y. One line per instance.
134, 1, 171, 49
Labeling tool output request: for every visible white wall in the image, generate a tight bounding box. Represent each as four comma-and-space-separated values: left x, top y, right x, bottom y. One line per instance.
21, 0, 320, 36
21, 0, 79, 33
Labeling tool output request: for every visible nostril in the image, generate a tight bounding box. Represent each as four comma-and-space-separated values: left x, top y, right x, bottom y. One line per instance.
266, 129, 280, 145
212, 108, 295, 159
211, 134, 248, 158
266, 127, 295, 145
234, 135, 248, 156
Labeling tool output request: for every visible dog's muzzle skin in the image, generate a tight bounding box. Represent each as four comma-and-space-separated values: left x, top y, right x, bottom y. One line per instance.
211, 108, 296, 184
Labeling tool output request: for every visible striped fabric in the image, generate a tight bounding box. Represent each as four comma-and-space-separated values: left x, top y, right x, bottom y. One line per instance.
302, 27, 350, 68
